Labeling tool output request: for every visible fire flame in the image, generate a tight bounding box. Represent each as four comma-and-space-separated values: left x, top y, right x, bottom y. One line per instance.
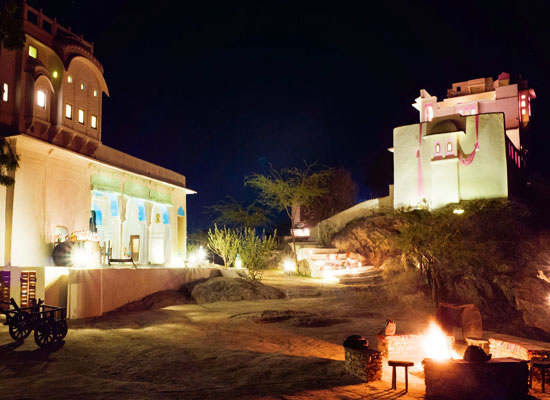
421, 321, 459, 361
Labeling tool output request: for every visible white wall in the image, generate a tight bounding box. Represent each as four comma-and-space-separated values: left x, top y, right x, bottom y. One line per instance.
393, 113, 508, 210
4, 135, 189, 267
312, 186, 393, 239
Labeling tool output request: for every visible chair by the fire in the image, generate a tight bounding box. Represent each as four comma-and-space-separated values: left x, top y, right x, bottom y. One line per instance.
530, 360, 550, 393
388, 360, 414, 392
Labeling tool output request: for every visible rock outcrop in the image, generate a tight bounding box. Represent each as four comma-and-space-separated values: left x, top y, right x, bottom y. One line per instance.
326, 200, 550, 339
331, 215, 402, 266
191, 277, 285, 304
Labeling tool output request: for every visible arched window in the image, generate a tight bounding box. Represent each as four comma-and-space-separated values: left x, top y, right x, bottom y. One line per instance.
447, 141, 453, 153
425, 105, 434, 121
435, 143, 441, 154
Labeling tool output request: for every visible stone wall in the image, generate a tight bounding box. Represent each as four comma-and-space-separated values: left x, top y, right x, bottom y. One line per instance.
489, 338, 550, 360
423, 358, 528, 400
379, 334, 455, 362
344, 347, 382, 382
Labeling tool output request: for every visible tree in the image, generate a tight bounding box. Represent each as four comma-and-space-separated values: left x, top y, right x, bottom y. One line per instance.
205, 196, 271, 229
239, 228, 277, 280
207, 224, 240, 267
0, 137, 19, 186
245, 163, 332, 266
302, 168, 358, 225
0, 0, 25, 51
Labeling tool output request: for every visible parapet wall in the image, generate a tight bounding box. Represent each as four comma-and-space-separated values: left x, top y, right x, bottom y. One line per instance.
64, 267, 220, 319
311, 185, 393, 239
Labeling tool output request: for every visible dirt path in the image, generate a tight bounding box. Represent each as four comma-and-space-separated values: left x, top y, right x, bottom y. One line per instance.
0, 272, 548, 399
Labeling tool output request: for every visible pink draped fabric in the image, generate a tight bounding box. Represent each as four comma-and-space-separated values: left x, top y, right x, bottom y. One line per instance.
417, 123, 423, 198
458, 114, 479, 166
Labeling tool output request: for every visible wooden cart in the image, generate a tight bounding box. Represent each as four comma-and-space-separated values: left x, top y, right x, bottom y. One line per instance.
1, 298, 67, 347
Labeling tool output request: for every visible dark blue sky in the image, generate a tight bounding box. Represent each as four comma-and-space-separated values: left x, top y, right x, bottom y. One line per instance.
31, 0, 550, 231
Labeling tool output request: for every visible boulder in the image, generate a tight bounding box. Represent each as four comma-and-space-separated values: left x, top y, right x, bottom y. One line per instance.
513, 276, 550, 333
297, 259, 311, 276
454, 275, 494, 312
331, 216, 402, 266
191, 277, 285, 304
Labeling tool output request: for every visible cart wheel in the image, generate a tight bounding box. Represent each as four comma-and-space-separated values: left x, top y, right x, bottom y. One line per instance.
56, 320, 68, 340
8, 312, 32, 341
34, 318, 57, 347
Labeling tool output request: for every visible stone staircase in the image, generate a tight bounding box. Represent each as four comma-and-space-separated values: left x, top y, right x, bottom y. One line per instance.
338, 268, 384, 285
293, 240, 382, 285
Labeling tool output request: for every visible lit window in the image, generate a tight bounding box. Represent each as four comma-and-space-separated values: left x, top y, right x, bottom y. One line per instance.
2, 83, 7, 102
67, 75, 73, 83
78, 109, 85, 124
80, 82, 85, 90
522, 109, 526, 115
52, 70, 58, 79
65, 104, 72, 119
425, 105, 434, 121
93, 89, 98, 97
470, 109, 476, 115
447, 142, 453, 152
91, 115, 97, 129
435, 143, 441, 154
36, 90, 46, 108
521, 94, 526, 100
521, 100, 526, 107
28, 45, 37, 58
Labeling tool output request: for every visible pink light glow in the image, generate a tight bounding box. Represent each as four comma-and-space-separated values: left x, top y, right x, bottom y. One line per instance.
458, 115, 479, 166
417, 124, 424, 199
425, 105, 434, 121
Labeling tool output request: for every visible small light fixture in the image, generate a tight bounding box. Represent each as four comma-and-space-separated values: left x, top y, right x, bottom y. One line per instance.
36, 90, 46, 108
93, 89, 98, 97
283, 259, 295, 273
453, 208, 464, 215
28, 45, 37, 58
80, 82, 85, 90
52, 70, 58, 79
67, 75, 73, 83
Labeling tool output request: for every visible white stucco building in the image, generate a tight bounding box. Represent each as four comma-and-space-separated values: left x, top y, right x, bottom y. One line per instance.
393, 72, 534, 209
0, 2, 199, 317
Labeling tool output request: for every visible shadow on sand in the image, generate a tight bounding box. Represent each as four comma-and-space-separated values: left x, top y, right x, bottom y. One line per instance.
0, 340, 65, 374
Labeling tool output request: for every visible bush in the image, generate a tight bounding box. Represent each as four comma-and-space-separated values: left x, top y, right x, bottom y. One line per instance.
207, 224, 240, 267
239, 228, 277, 280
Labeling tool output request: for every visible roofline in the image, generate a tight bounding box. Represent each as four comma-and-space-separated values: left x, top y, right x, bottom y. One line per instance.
7, 134, 197, 194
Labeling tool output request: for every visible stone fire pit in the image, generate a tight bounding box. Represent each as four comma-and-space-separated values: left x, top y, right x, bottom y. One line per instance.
343, 335, 382, 382
423, 358, 529, 400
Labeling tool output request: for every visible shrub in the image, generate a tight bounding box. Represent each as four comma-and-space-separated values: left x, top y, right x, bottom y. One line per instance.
239, 228, 277, 280
207, 224, 240, 267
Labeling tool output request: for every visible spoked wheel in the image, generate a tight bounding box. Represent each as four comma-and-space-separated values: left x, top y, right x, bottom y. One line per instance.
56, 320, 68, 340
8, 312, 32, 341
34, 318, 57, 347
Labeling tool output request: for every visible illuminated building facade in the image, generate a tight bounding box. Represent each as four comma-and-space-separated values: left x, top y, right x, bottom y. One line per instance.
0, 3, 195, 313
393, 73, 535, 209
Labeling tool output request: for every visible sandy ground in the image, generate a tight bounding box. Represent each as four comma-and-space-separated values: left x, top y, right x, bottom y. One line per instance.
1, 271, 549, 399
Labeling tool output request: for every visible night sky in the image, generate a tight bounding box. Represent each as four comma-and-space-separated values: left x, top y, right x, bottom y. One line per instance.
30, 0, 550, 231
